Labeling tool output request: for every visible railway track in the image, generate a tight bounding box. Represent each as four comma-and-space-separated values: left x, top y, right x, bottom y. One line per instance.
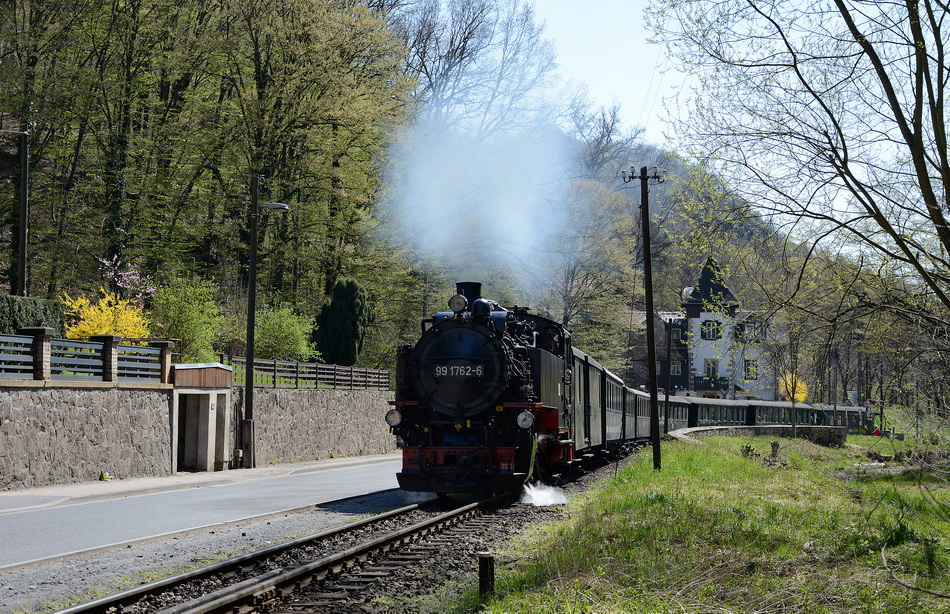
55, 495, 509, 614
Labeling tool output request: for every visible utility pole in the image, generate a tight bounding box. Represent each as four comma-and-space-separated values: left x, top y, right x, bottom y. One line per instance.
243, 176, 289, 468
622, 165, 666, 470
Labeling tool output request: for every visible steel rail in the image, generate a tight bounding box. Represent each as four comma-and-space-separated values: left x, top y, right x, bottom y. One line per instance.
55, 503, 421, 614
154, 499, 492, 614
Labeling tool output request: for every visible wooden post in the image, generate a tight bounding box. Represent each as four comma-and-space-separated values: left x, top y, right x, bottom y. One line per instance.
477, 552, 495, 595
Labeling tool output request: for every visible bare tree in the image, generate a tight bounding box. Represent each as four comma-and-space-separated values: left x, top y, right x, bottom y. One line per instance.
398, 0, 556, 135
650, 0, 950, 326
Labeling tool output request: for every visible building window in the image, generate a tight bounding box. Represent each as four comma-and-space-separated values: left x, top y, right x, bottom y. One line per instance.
744, 359, 759, 380
740, 321, 763, 340
702, 320, 721, 340
704, 358, 719, 379
671, 327, 682, 341
671, 361, 682, 376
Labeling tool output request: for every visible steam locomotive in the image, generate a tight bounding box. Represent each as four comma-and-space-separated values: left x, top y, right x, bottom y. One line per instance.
385, 282, 871, 494
386, 281, 626, 494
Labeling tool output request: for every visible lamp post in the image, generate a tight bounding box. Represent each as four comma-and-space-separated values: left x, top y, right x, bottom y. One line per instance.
622, 165, 666, 470
2, 128, 29, 296
243, 175, 289, 468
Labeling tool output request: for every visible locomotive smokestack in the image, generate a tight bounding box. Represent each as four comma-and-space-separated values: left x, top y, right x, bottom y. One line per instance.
456, 282, 482, 305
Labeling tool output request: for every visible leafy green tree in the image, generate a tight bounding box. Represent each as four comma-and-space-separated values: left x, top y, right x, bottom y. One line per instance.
254, 307, 315, 362
313, 279, 371, 366
150, 278, 224, 363
0, 0, 411, 314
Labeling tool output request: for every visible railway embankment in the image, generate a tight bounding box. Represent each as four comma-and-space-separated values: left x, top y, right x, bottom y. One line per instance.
452, 431, 949, 614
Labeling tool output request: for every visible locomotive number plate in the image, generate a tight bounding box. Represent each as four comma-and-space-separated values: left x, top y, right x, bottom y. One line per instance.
433, 364, 484, 377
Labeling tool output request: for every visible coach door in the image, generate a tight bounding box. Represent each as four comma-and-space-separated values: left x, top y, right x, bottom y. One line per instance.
572, 349, 588, 448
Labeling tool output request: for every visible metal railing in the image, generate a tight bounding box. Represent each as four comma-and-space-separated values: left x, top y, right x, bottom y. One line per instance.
117, 344, 163, 381
50, 338, 105, 380
693, 375, 730, 391
222, 355, 390, 391
0, 330, 389, 390
0, 331, 168, 383
0, 334, 33, 379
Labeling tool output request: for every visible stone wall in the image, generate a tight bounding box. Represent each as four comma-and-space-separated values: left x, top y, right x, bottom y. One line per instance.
234, 388, 397, 464
0, 384, 396, 491
0, 384, 173, 490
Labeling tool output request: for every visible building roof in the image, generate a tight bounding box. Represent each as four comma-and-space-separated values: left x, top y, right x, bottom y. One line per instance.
682, 257, 739, 308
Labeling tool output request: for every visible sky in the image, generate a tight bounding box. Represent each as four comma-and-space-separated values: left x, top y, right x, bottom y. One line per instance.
532, 0, 688, 145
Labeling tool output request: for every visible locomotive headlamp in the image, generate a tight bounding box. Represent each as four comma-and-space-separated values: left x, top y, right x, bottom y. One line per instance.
385, 409, 403, 427
516, 410, 535, 429
448, 294, 468, 313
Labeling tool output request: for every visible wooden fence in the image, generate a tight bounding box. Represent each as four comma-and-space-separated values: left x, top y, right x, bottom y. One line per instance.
0, 330, 390, 391
0, 330, 171, 383
221, 355, 390, 391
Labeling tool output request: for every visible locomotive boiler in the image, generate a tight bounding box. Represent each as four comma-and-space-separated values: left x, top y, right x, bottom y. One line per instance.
386, 282, 576, 493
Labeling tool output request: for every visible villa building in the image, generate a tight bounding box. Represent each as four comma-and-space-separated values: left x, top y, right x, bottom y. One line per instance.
636, 257, 777, 400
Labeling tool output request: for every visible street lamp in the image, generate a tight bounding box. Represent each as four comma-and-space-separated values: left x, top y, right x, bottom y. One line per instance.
243, 175, 289, 468
621, 165, 666, 470
1, 128, 29, 296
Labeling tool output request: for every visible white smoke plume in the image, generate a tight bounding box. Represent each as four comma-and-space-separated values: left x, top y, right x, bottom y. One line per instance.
379, 121, 577, 287
375, 1, 583, 292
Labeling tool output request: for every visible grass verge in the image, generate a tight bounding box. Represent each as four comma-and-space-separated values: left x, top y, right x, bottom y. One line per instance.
465, 435, 950, 613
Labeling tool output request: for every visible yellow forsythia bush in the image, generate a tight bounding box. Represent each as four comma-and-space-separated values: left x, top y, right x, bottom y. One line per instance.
62, 289, 151, 343
779, 373, 809, 403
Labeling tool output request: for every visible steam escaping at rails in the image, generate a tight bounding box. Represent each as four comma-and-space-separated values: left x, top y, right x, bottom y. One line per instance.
520, 482, 568, 507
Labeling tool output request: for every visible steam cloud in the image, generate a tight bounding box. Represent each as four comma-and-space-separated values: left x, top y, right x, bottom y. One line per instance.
380, 119, 578, 288
520, 481, 568, 506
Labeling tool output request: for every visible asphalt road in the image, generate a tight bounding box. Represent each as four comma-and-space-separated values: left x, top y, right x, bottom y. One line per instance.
0, 457, 402, 569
